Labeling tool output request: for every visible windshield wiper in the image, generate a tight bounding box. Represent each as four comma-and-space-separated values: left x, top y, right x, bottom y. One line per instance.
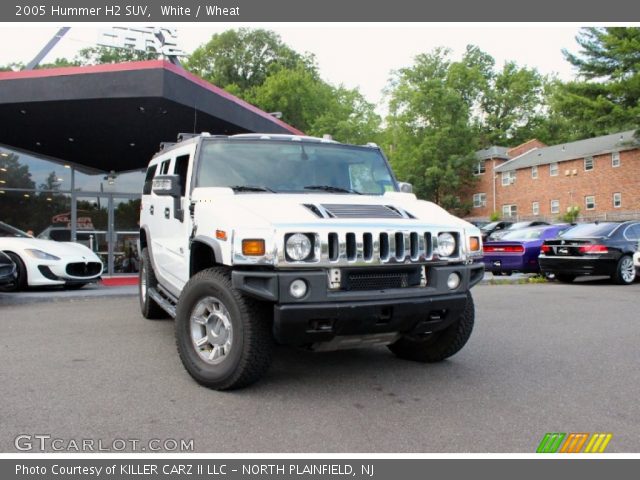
304, 185, 361, 195
229, 185, 276, 193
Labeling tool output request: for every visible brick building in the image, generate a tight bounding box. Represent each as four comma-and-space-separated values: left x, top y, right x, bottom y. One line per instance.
466, 130, 640, 222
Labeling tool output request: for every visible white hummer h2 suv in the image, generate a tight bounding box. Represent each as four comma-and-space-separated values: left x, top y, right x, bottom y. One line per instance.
139, 133, 485, 390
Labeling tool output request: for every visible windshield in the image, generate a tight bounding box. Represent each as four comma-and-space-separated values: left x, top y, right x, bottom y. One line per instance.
560, 223, 618, 238
0, 221, 29, 238
197, 140, 397, 195
502, 227, 547, 240
508, 222, 533, 230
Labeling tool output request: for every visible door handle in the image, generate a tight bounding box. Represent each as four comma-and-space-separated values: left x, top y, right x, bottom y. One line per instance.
164, 207, 170, 219
149, 205, 154, 215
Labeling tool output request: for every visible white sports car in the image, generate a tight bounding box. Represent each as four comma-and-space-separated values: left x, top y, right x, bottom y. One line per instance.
0, 221, 103, 291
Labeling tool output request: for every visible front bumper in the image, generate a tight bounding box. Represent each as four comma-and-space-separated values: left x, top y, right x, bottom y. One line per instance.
539, 256, 618, 277
233, 262, 483, 346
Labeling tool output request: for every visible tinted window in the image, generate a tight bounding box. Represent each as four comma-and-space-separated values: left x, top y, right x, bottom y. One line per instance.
481, 222, 501, 231
142, 165, 157, 195
624, 224, 640, 241
0, 221, 29, 238
159, 160, 171, 175
560, 223, 618, 238
174, 155, 190, 197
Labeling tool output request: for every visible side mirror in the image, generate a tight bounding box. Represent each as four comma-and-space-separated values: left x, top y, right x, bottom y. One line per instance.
152, 175, 184, 222
152, 175, 181, 197
398, 182, 413, 193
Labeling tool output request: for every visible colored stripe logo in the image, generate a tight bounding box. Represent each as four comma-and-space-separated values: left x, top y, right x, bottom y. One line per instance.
537, 433, 612, 453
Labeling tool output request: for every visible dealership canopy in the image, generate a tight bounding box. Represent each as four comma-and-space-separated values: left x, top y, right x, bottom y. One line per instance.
0, 60, 303, 173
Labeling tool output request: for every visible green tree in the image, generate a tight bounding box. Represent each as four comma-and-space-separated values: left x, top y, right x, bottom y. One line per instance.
554, 27, 640, 138
481, 62, 550, 145
384, 46, 488, 211
185, 28, 314, 95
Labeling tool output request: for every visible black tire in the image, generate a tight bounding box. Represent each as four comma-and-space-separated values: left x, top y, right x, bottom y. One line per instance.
1, 252, 27, 292
64, 283, 87, 290
555, 274, 576, 283
388, 292, 475, 363
612, 255, 636, 285
175, 267, 273, 390
139, 247, 167, 319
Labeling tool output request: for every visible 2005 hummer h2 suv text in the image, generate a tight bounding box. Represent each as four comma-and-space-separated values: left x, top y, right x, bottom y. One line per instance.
139, 133, 484, 390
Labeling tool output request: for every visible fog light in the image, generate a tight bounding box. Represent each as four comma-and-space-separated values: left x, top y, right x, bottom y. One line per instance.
447, 272, 461, 290
289, 279, 308, 299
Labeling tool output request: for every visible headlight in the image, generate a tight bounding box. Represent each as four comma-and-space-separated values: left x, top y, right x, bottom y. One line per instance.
437, 233, 456, 257
25, 249, 60, 261
286, 233, 312, 261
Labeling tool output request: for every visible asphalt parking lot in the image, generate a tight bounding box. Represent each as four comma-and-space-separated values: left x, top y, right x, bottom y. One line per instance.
1, 280, 639, 453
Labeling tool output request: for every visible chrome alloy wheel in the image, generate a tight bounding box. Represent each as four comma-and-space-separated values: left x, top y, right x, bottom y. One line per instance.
190, 296, 234, 365
140, 263, 148, 298
620, 256, 636, 283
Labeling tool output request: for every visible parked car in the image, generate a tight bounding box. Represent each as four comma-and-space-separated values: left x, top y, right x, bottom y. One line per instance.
539, 221, 640, 285
469, 220, 489, 229
0, 221, 104, 291
0, 250, 17, 287
480, 221, 513, 241
635, 252, 640, 276
482, 224, 569, 275
487, 220, 551, 241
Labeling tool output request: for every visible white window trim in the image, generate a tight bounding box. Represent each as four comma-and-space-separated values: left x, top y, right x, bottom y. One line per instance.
531, 165, 538, 179
550, 163, 559, 176
612, 152, 620, 167
550, 200, 560, 214
584, 156, 594, 171
585, 196, 596, 211
532, 201, 539, 216
613, 192, 622, 208
473, 161, 486, 176
502, 204, 517, 218
472, 193, 486, 208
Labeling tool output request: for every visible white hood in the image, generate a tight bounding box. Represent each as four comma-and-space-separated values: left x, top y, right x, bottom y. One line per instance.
192, 188, 475, 231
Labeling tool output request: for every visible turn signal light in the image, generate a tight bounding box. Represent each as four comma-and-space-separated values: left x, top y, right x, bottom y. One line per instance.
242, 239, 265, 256
469, 236, 481, 252
216, 230, 227, 241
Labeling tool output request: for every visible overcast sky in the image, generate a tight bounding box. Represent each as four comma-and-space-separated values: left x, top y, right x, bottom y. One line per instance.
0, 25, 583, 109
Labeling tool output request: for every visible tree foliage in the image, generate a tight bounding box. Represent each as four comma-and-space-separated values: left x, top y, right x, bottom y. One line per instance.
554, 27, 640, 138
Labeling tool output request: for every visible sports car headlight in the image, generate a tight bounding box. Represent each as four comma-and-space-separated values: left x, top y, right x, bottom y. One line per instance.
25, 249, 60, 261
286, 233, 313, 261
437, 233, 457, 257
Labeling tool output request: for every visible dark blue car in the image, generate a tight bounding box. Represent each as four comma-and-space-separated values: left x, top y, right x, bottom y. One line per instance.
482, 224, 569, 275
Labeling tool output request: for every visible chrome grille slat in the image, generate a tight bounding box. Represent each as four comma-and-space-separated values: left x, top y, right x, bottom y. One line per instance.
276, 226, 464, 266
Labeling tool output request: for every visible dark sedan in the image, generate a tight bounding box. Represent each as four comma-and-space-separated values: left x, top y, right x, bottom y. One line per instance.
480, 221, 513, 241
0, 250, 17, 287
539, 221, 640, 285
482, 224, 569, 275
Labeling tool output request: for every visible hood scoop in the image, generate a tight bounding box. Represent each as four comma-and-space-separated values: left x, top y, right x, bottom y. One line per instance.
303, 203, 414, 219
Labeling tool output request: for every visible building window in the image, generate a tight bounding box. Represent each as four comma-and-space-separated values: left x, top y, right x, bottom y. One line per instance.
584, 156, 594, 171
612, 151, 620, 167
472, 193, 487, 208
473, 161, 486, 175
531, 165, 538, 179
550, 200, 560, 214
613, 192, 622, 208
549, 163, 559, 176
502, 204, 517, 218
501, 171, 515, 186
585, 195, 596, 210
532, 201, 539, 216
